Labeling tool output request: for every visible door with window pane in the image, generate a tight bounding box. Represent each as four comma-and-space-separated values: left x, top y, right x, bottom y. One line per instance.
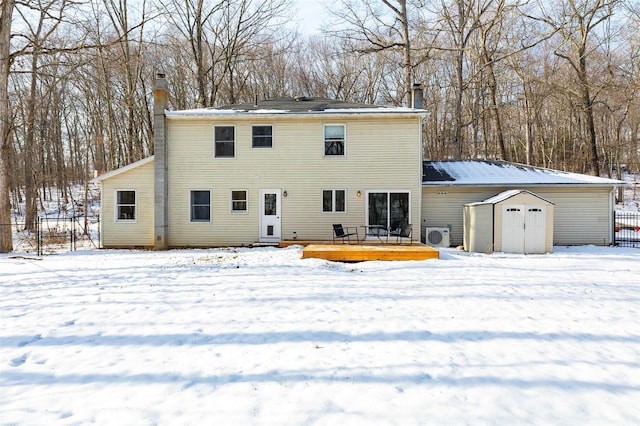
259, 189, 281, 242
367, 192, 410, 233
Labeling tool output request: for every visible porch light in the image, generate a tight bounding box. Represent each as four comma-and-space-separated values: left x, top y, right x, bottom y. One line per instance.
283, 190, 288, 197
356, 191, 362, 198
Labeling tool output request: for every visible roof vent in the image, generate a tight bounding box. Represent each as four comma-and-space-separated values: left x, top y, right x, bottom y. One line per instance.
294, 96, 310, 102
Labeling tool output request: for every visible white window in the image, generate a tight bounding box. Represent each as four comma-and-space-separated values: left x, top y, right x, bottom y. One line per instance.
322, 189, 346, 213
324, 125, 345, 156
231, 190, 248, 213
252, 125, 273, 148
214, 126, 235, 158
116, 190, 136, 221
191, 190, 211, 222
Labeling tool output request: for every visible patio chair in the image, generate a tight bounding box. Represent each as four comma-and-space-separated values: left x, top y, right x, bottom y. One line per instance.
332, 224, 359, 244
387, 224, 412, 244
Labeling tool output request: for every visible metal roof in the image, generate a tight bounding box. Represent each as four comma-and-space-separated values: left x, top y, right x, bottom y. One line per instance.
423, 160, 623, 186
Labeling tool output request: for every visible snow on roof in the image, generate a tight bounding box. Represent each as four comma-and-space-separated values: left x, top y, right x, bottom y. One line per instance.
481, 189, 554, 204
423, 160, 623, 186
91, 156, 154, 183
166, 109, 288, 116
165, 97, 425, 117
165, 107, 423, 117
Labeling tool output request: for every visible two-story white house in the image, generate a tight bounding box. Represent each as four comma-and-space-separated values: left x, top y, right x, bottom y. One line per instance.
94, 75, 623, 250
93, 75, 427, 248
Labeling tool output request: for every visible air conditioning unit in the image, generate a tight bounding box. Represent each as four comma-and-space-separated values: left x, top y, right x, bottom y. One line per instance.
426, 227, 450, 247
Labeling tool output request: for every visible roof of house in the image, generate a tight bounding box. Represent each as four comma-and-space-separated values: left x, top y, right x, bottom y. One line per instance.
166, 96, 425, 117
423, 160, 623, 186
91, 156, 154, 183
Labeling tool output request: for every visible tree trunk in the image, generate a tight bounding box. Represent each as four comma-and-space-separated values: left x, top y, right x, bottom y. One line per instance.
23, 50, 39, 231
397, 0, 412, 107
0, 0, 14, 252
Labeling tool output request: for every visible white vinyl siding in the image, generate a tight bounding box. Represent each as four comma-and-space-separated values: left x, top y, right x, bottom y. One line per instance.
99, 160, 154, 248
165, 115, 422, 246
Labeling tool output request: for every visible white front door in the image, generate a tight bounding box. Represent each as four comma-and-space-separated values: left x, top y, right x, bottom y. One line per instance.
259, 189, 281, 242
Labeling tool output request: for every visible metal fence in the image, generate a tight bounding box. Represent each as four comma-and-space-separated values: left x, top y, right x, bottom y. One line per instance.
4, 215, 100, 255
614, 211, 640, 248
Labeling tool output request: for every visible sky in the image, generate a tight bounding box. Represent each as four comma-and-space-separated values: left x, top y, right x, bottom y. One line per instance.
294, 0, 328, 34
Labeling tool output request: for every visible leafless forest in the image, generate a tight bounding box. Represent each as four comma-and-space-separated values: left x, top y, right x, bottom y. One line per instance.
1, 0, 639, 252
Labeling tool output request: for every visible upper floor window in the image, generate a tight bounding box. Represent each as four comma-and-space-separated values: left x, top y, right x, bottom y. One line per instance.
116, 190, 136, 221
231, 190, 248, 213
322, 189, 346, 213
191, 190, 211, 222
324, 125, 345, 156
215, 126, 235, 158
252, 125, 273, 148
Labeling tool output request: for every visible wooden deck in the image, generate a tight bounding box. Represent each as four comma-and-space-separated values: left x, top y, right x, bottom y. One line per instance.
293, 242, 439, 262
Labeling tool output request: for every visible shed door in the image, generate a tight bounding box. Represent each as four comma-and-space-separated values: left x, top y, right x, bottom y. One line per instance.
502, 204, 546, 254
524, 206, 546, 254
502, 205, 525, 253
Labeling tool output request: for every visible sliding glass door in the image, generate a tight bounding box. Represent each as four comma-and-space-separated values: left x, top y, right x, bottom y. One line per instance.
367, 191, 410, 231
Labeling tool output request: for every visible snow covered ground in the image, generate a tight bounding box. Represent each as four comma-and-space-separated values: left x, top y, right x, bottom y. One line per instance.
2, 245, 639, 425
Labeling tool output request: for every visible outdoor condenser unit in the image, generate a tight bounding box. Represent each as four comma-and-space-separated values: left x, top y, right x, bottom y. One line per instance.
426, 227, 450, 247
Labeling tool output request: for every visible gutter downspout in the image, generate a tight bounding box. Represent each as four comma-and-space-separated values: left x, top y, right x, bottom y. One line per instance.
609, 187, 615, 246
154, 73, 169, 250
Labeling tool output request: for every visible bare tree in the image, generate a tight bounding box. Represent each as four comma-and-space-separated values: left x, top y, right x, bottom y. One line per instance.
525, 0, 619, 175
434, 0, 495, 159
12, 0, 73, 231
0, 0, 14, 252
102, 0, 152, 164
160, 0, 292, 107
472, 0, 514, 160
327, 0, 423, 107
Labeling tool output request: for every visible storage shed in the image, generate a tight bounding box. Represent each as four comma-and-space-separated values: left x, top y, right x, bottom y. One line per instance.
464, 190, 554, 254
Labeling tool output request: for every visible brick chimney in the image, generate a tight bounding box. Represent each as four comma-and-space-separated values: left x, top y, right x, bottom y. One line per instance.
154, 73, 169, 250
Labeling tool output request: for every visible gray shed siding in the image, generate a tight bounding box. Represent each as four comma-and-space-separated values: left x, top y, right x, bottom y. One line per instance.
423, 186, 614, 246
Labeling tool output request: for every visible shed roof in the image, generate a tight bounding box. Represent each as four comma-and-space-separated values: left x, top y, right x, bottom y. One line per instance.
423, 160, 623, 186
481, 189, 554, 205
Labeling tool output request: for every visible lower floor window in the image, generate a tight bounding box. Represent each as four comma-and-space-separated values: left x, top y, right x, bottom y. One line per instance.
368, 191, 409, 230
116, 190, 136, 221
191, 190, 211, 222
231, 190, 247, 212
323, 189, 346, 212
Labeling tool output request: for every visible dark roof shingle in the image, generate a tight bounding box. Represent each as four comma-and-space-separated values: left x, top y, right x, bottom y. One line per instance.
217, 97, 379, 112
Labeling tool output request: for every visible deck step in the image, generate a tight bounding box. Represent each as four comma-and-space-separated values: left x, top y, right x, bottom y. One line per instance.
301, 244, 439, 262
